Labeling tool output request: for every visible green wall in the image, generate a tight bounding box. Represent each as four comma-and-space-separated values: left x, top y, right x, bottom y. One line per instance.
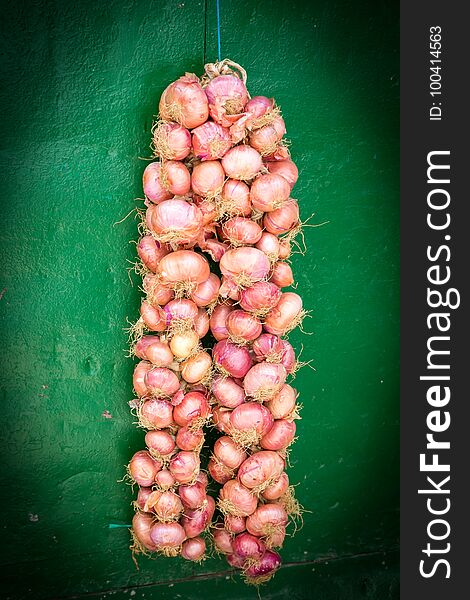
0, 0, 399, 598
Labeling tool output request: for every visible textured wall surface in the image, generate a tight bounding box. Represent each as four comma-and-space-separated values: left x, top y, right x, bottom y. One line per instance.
0, 0, 399, 598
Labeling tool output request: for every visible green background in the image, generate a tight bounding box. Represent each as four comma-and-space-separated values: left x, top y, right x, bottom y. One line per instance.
0, 0, 399, 598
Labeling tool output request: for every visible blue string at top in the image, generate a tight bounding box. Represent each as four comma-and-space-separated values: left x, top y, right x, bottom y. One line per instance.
216, 0, 222, 62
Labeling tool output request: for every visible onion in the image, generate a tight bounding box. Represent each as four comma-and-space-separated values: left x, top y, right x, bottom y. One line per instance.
181, 537, 206, 561
225, 515, 246, 534
158, 251, 210, 291
252, 333, 284, 362
181, 495, 215, 538
250, 173, 290, 213
163, 299, 199, 328
219, 276, 241, 301
212, 340, 252, 378
245, 96, 274, 120
175, 426, 204, 451
159, 73, 209, 129
260, 419, 296, 450
181, 351, 212, 383
243, 362, 287, 401
263, 199, 299, 235
144, 367, 181, 398
169, 329, 199, 359
278, 238, 291, 259
190, 273, 220, 307
219, 479, 257, 517
246, 503, 288, 537
243, 550, 281, 582
205, 75, 248, 127
135, 338, 173, 367
222, 217, 262, 246
161, 161, 191, 196
144, 489, 183, 521
238, 451, 285, 490
232, 533, 266, 560
263, 144, 291, 162
266, 384, 298, 420
197, 471, 209, 487
179, 481, 207, 509
213, 527, 234, 554
192, 121, 232, 160
169, 451, 200, 484
147, 198, 202, 246
129, 451, 162, 486
267, 159, 298, 190
249, 116, 286, 156
133, 361, 152, 396
209, 303, 233, 340
142, 162, 173, 204
270, 261, 294, 288
221, 180, 252, 217
191, 160, 225, 197
152, 121, 192, 160
229, 403, 274, 446
239, 281, 282, 315
213, 436, 247, 470
145, 429, 176, 457
137, 236, 170, 273
139, 397, 174, 429
135, 487, 153, 511
208, 457, 235, 484
212, 406, 233, 433
140, 301, 166, 332
222, 146, 263, 181
220, 247, 270, 288
173, 391, 210, 428
202, 238, 229, 262
149, 521, 186, 555
278, 339, 296, 373
255, 232, 280, 261
155, 470, 176, 489
142, 275, 174, 306
212, 375, 245, 408
132, 511, 156, 551
194, 307, 210, 338
193, 195, 218, 225
227, 553, 246, 569
226, 310, 262, 344
261, 472, 289, 501
264, 292, 303, 336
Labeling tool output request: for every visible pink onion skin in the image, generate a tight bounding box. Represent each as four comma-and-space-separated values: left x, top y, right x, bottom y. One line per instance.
191, 273, 220, 307
245, 96, 274, 120
237, 451, 285, 490
143, 275, 174, 306
163, 298, 199, 327
212, 340, 252, 378
152, 122, 191, 161
144, 368, 181, 398
266, 384, 298, 420
226, 310, 262, 343
278, 238, 291, 260
137, 236, 170, 272
159, 73, 209, 129
145, 429, 176, 456
194, 307, 210, 338
169, 451, 200, 484
181, 495, 215, 538
213, 527, 234, 554
209, 303, 233, 340
255, 232, 280, 260
243, 362, 287, 400
179, 481, 207, 510
212, 375, 245, 409
221, 179, 252, 217
249, 117, 286, 156
213, 436, 247, 470
252, 333, 284, 362
191, 160, 225, 197
144, 490, 183, 521
219, 276, 241, 301
133, 361, 152, 396
263, 199, 300, 235
220, 247, 271, 285
267, 159, 299, 190
192, 121, 232, 160
203, 238, 229, 262
143, 162, 173, 204
212, 406, 233, 433
264, 292, 303, 336
208, 457, 235, 484
225, 515, 246, 534
175, 426, 204, 452
205, 75, 248, 127
226, 553, 246, 569
134, 334, 164, 359
219, 479, 258, 517
161, 161, 191, 196
148, 198, 202, 245
246, 504, 288, 537
232, 533, 266, 560
260, 419, 297, 451
140, 301, 166, 332
230, 403, 274, 438
261, 472, 289, 501
129, 451, 162, 487
158, 251, 210, 288
135, 487, 153, 511
181, 537, 206, 561
244, 550, 282, 580
279, 339, 296, 373
239, 281, 282, 314
181, 351, 212, 384
132, 512, 156, 551
222, 146, 263, 181
263, 144, 291, 162
173, 391, 210, 428
146, 341, 175, 368
140, 397, 174, 429
222, 217, 262, 246
155, 469, 176, 489
149, 521, 186, 550
270, 261, 294, 288
250, 173, 291, 212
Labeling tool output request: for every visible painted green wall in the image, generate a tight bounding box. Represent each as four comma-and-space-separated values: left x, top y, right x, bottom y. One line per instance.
0, 0, 399, 598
